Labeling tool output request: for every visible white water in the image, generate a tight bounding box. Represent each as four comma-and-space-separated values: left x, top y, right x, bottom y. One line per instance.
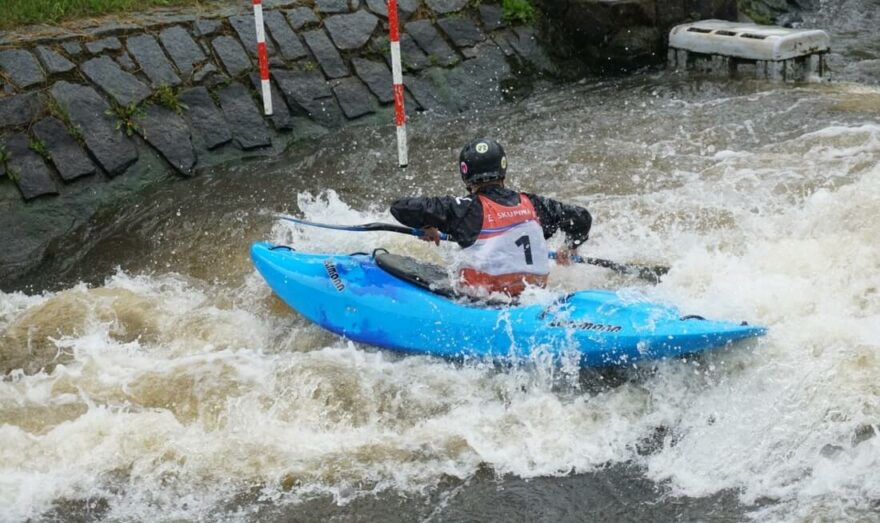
2, 80, 879, 521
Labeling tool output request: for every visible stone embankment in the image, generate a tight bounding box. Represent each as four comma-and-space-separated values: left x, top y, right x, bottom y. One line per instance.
0, 0, 554, 283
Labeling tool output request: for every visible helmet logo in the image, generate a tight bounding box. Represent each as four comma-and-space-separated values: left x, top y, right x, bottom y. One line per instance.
475, 142, 489, 154
500, 156, 507, 169
460, 161, 468, 175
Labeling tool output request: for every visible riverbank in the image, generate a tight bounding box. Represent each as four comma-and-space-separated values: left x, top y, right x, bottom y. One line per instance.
0, 0, 205, 30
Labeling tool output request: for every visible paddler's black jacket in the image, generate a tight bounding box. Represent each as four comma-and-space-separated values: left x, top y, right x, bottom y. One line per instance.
390, 186, 592, 249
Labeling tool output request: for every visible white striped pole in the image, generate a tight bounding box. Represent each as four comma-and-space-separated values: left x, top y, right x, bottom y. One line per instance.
388, 0, 408, 167
253, 0, 273, 115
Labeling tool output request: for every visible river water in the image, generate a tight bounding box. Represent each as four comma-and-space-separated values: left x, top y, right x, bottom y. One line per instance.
2, 3, 880, 521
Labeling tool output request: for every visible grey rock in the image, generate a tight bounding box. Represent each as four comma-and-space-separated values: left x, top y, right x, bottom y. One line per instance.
287, 7, 320, 29
405, 70, 452, 113
159, 26, 207, 77
425, 0, 468, 14
3, 133, 58, 201
229, 15, 276, 58
302, 30, 349, 78
365, 0, 419, 19
249, 73, 294, 131
179, 86, 232, 150
85, 37, 122, 54
195, 18, 224, 37
264, 10, 308, 60
115, 51, 137, 72
212, 36, 253, 77
215, 82, 272, 150
137, 105, 196, 176
316, 0, 350, 13
32, 117, 96, 182
332, 76, 376, 118
273, 69, 343, 127
0, 92, 45, 129
438, 17, 484, 48
444, 41, 509, 111
127, 34, 181, 87
49, 81, 138, 176
505, 26, 555, 74
351, 58, 393, 103
405, 20, 459, 66
192, 63, 225, 84
479, 4, 505, 31
396, 34, 429, 71
324, 11, 379, 50
61, 41, 84, 57
0, 49, 45, 89
81, 56, 151, 106
34, 46, 76, 75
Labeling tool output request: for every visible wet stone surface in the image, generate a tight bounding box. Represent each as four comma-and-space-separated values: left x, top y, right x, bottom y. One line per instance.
0, 49, 45, 89
287, 7, 320, 29
405, 20, 460, 67
396, 34, 430, 71
80, 56, 151, 106
212, 36, 253, 77
273, 69, 343, 127
365, 0, 420, 19
229, 15, 277, 58
137, 105, 196, 176
324, 11, 379, 51
195, 18, 223, 37
0, 92, 45, 129
479, 4, 505, 31
263, 10, 308, 60
126, 34, 182, 87
178, 86, 232, 150
216, 81, 273, 150
425, 0, 468, 14
250, 73, 295, 131
32, 117, 96, 182
438, 17, 485, 48
315, 0, 352, 14
3, 133, 58, 200
352, 58, 394, 103
85, 37, 122, 55
159, 26, 207, 77
61, 41, 84, 57
49, 81, 138, 176
302, 29, 349, 78
331, 76, 376, 118
34, 46, 75, 75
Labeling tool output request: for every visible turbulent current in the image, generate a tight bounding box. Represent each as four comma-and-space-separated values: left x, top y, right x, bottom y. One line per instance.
2, 3, 880, 521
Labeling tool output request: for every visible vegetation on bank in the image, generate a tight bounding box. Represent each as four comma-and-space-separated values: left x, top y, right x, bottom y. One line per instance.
0, 0, 205, 30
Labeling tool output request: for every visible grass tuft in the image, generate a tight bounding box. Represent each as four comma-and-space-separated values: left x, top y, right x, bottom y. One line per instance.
0, 0, 206, 30
501, 0, 536, 24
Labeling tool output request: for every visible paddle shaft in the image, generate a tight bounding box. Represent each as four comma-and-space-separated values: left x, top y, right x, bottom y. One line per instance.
276, 214, 669, 283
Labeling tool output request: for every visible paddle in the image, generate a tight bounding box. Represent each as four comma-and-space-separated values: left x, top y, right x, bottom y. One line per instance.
276, 214, 669, 283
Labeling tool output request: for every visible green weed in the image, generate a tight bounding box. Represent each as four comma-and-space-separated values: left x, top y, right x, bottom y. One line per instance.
152, 84, 188, 115
106, 102, 145, 137
502, 0, 535, 24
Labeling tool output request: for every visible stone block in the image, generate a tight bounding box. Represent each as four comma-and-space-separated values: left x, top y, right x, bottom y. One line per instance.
159, 26, 207, 77
404, 71, 452, 114
137, 105, 196, 176
287, 7, 320, 29
179, 86, 232, 150
425, 0, 468, 14
264, 10, 308, 60
61, 41, 84, 57
85, 37, 122, 54
365, 0, 419, 19
34, 46, 76, 75
332, 76, 376, 118
250, 73, 295, 131
405, 20, 459, 67
324, 11, 379, 51
302, 30, 349, 78
81, 56, 151, 107
396, 34, 430, 71
479, 4, 505, 31
3, 133, 58, 201
273, 69, 343, 127
0, 49, 45, 89
445, 41, 510, 110
316, 0, 351, 14
437, 17, 485, 48
212, 36, 253, 77
32, 117, 96, 182
230, 15, 277, 58
352, 58, 393, 103
215, 82, 272, 150
49, 81, 138, 176
126, 34, 182, 87
195, 18, 224, 37
0, 92, 45, 129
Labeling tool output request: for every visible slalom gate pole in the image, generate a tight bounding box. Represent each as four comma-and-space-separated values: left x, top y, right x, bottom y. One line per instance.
388, 0, 408, 167
253, 0, 273, 115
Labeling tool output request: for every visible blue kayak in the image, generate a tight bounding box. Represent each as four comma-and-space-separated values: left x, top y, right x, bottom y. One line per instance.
251, 242, 766, 367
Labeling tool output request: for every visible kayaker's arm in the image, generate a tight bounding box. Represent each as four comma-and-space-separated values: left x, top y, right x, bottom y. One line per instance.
525, 194, 592, 249
390, 196, 479, 246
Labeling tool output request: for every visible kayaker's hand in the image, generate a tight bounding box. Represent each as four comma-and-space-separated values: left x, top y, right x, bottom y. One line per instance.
555, 246, 577, 266
420, 227, 441, 246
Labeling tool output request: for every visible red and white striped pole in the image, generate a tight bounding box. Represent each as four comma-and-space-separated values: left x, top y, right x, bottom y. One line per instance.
388, 0, 408, 167
253, 0, 273, 115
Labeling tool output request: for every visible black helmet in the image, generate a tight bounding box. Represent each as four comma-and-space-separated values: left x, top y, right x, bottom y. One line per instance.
459, 139, 507, 186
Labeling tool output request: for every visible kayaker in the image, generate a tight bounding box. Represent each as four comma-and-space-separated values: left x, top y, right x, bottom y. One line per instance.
390, 138, 592, 297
